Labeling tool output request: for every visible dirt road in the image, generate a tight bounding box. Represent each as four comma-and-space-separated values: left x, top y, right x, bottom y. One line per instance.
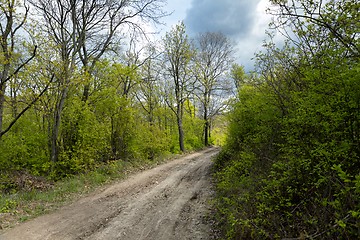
0, 147, 220, 240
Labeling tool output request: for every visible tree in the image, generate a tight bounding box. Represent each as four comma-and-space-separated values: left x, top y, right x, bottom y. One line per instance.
75, 0, 167, 102
194, 32, 233, 146
162, 22, 195, 152
30, 0, 167, 164
136, 45, 161, 125
230, 63, 246, 93
30, 0, 82, 165
268, 0, 359, 59
0, 0, 38, 139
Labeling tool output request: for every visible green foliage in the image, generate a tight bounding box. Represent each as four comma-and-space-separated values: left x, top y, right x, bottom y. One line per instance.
214, 1, 360, 238
215, 67, 360, 238
183, 113, 204, 150
0, 111, 48, 175
48, 95, 108, 178
0, 199, 18, 213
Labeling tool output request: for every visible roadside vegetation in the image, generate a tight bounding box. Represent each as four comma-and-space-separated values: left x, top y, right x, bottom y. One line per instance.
214, 0, 359, 239
0, 0, 230, 230
0, 151, 178, 229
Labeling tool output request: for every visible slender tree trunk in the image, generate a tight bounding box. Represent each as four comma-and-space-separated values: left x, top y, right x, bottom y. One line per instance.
203, 91, 210, 146
0, 62, 10, 140
177, 115, 185, 152
110, 116, 118, 158
177, 104, 185, 152
0, 83, 5, 139
11, 86, 18, 118
208, 120, 211, 140
203, 114, 211, 146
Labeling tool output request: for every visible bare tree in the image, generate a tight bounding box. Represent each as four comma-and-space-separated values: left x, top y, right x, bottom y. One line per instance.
76, 0, 167, 102
135, 44, 162, 125
194, 32, 233, 146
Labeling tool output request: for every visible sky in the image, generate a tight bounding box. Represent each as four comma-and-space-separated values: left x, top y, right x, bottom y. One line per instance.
158, 0, 277, 71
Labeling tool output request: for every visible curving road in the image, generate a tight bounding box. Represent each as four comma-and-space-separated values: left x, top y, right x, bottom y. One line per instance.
0, 147, 220, 240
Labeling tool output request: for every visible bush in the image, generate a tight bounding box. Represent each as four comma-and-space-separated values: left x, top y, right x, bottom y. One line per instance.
214, 63, 360, 239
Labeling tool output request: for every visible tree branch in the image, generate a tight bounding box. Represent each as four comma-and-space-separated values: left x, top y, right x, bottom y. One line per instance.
5, 46, 38, 83
0, 74, 54, 138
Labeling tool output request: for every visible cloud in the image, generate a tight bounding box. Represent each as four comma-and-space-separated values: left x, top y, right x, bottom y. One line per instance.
182, 0, 281, 71
184, 0, 261, 37
161, 0, 192, 30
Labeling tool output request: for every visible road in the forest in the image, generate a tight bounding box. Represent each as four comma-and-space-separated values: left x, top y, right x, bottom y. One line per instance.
0, 147, 220, 240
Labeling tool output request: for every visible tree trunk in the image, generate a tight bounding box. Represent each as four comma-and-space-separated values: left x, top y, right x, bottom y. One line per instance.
176, 102, 185, 152
0, 83, 5, 139
82, 84, 90, 102
177, 114, 185, 152
203, 101, 209, 146
50, 86, 69, 164
0, 61, 10, 140
11, 86, 18, 118
208, 120, 211, 141
204, 120, 209, 146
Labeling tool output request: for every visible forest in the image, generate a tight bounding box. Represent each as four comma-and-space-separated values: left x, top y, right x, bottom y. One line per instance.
0, 0, 232, 186
1, 0, 359, 239
214, 0, 360, 239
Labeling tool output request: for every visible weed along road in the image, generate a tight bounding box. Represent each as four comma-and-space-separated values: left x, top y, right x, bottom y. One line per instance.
0, 147, 220, 240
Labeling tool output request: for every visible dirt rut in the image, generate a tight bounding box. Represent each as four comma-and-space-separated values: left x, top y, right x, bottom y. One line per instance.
0, 147, 220, 240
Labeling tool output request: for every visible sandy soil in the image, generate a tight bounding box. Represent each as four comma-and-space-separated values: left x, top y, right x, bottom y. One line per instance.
0, 147, 220, 240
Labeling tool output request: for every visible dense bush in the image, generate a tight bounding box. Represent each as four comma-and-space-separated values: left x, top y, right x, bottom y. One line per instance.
215, 65, 360, 239
214, 0, 360, 239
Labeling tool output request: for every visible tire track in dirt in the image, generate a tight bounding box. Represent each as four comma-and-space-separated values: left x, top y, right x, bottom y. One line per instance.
0, 147, 220, 240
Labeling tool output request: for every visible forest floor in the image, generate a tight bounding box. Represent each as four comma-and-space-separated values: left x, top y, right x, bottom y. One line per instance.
0, 147, 220, 240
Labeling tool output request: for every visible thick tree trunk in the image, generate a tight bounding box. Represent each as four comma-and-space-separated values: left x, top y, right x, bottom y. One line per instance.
204, 120, 209, 146
82, 84, 90, 102
50, 86, 69, 164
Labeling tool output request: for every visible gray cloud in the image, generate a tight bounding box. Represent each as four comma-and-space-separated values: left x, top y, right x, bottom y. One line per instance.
184, 0, 261, 37
179, 0, 277, 71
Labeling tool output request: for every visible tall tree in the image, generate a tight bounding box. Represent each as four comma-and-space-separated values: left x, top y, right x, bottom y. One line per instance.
162, 22, 194, 152
0, 0, 37, 139
30, 0, 81, 164
194, 32, 233, 146
30, 0, 167, 164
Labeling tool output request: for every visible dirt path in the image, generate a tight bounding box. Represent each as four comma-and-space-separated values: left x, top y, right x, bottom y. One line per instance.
0, 147, 220, 240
